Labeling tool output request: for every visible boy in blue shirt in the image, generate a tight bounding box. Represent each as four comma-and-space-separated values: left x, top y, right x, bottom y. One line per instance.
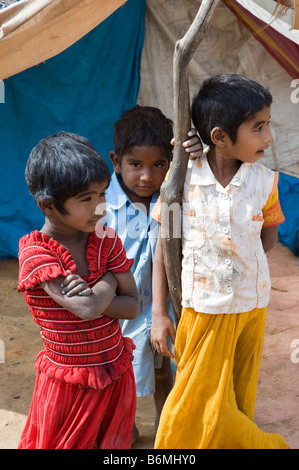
99, 105, 201, 443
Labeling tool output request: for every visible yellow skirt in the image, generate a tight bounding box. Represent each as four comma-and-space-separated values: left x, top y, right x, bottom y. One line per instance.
155, 307, 289, 449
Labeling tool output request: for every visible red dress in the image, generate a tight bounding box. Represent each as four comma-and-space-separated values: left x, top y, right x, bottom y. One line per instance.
18, 226, 136, 449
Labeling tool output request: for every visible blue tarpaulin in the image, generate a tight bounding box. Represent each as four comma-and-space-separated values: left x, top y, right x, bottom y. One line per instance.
0, 0, 146, 259
278, 172, 299, 256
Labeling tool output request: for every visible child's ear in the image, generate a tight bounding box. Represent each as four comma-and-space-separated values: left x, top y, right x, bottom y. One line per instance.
210, 127, 228, 147
38, 200, 54, 215
109, 151, 121, 173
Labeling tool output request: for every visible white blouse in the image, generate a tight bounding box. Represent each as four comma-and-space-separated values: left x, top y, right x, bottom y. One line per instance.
181, 155, 279, 314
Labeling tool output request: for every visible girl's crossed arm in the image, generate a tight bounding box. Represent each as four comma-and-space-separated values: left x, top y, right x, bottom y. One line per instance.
102, 270, 140, 320
41, 269, 139, 321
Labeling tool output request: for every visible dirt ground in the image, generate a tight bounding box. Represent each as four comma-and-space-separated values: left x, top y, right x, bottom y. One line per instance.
0, 241, 299, 449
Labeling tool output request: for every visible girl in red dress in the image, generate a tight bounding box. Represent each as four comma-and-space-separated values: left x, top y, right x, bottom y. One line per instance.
18, 131, 139, 449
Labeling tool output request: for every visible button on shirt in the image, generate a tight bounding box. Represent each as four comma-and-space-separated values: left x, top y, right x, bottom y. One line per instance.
181, 155, 284, 314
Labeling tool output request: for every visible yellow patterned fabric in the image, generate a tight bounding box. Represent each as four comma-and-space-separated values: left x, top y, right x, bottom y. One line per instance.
155, 307, 289, 449
262, 187, 285, 227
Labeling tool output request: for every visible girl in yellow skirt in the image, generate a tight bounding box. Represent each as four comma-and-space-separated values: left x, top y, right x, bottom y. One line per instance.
151, 74, 289, 449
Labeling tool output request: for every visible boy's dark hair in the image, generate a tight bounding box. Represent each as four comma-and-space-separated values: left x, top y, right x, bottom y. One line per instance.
113, 105, 173, 160
25, 131, 110, 213
191, 74, 272, 147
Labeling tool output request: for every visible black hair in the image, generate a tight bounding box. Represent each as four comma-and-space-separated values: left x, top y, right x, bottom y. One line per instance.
191, 74, 272, 147
25, 131, 110, 213
113, 105, 173, 161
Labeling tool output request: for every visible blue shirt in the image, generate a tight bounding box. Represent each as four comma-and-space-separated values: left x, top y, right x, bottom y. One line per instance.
103, 173, 173, 396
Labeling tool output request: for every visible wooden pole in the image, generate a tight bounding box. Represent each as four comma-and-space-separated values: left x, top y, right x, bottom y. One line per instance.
160, 0, 220, 325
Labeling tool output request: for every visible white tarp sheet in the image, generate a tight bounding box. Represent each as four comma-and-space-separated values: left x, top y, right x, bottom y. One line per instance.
138, 0, 299, 178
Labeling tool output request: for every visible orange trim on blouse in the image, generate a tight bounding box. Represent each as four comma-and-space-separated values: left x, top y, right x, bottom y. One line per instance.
262, 188, 285, 227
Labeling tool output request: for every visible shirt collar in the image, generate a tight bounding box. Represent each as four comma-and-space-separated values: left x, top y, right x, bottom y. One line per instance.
189, 153, 251, 189
107, 172, 128, 210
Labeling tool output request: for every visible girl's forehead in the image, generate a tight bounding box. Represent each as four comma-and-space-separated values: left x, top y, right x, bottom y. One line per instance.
70, 180, 109, 201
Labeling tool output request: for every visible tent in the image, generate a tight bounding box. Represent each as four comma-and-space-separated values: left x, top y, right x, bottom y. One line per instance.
0, 0, 298, 258
0, 0, 146, 258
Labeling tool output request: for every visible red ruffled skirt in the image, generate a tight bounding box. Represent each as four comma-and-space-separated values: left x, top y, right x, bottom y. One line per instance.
19, 348, 136, 449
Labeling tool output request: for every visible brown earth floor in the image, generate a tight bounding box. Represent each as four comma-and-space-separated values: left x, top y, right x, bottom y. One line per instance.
0, 241, 298, 449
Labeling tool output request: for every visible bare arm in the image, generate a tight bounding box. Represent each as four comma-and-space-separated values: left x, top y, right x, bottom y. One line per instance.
102, 270, 140, 320
43, 268, 139, 321
151, 229, 176, 359
42, 271, 118, 320
261, 225, 278, 252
